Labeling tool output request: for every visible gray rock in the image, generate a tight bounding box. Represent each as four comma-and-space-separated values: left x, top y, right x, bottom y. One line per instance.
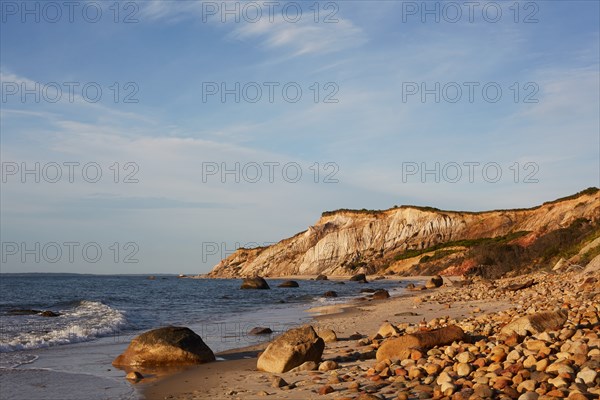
240, 277, 270, 289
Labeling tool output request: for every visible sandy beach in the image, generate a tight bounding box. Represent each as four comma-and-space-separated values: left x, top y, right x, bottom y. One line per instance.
137, 268, 599, 400
140, 275, 511, 400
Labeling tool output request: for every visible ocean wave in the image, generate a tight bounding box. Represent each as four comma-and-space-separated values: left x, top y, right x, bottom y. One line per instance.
0, 301, 127, 353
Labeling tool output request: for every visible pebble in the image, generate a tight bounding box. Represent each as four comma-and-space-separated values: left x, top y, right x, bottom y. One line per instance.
440, 382, 456, 395
318, 385, 334, 395
456, 351, 475, 363
437, 371, 453, 385
517, 379, 536, 393
507, 349, 522, 362
456, 363, 472, 377
546, 362, 574, 375
535, 358, 549, 372
524, 355, 537, 368
424, 363, 441, 375
547, 376, 569, 388
518, 393, 539, 400
241, 271, 600, 400
473, 383, 493, 398
576, 367, 597, 385
318, 361, 338, 372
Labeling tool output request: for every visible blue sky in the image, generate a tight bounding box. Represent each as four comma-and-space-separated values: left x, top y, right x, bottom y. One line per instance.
1, 0, 599, 274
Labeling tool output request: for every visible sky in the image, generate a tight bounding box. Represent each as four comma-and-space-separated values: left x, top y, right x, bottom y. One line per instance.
1, 0, 599, 274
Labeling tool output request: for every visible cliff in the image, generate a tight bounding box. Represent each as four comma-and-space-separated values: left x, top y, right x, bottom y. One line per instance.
207, 188, 600, 278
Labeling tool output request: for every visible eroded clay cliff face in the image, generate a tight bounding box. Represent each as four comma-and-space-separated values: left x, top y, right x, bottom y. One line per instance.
207, 191, 600, 278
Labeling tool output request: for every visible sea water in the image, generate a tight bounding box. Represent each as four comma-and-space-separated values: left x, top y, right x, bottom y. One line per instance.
0, 274, 406, 399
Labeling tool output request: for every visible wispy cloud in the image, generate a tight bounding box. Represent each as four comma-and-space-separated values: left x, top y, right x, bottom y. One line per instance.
0, 70, 155, 124
138, 1, 365, 58
230, 18, 365, 57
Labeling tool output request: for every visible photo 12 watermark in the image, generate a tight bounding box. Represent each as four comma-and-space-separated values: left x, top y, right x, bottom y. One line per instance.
1, 162, 140, 183
200, 1, 339, 24
201, 82, 339, 104
401, 162, 540, 184
201, 241, 276, 263
1, 81, 140, 104
400, 1, 539, 24
1, 241, 140, 264
201, 162, 339, 184
401, 82, 539, 104
1, 1, 140, 24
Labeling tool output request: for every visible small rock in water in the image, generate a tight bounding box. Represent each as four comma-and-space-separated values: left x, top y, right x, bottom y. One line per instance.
40, 310, 61, 317
278, 280, 299, 288
249, 327, 273, 335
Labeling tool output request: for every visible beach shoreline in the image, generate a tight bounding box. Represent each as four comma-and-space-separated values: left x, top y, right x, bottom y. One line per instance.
2, 274, 405, 400
139, 269, 599, 400
139, 275, 491, 399
139, 275, 419, 399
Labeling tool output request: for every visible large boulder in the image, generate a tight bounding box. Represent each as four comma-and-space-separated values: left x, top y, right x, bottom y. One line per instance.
278, 280, 299, 288
500, 309, 568, 337
425, 275, 443, 288
315, 274, 328, 281
257, 325, 325, 373
240, 277, 270, 289
350, 273, 367, 283
113, 326, 215, 367
376, 325, 465, 362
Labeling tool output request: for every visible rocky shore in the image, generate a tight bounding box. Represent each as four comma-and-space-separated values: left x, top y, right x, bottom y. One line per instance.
138, 265, 599, 400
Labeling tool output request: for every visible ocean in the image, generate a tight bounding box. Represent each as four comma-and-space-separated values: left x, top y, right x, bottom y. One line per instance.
0, 274, 407, 400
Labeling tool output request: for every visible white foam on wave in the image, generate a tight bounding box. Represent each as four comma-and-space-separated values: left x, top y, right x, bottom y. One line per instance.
0, 300, 127, 353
